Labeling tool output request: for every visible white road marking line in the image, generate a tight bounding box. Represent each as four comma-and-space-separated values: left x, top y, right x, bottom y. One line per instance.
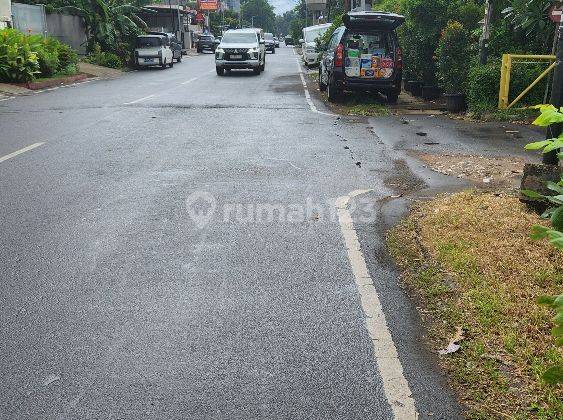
336, 189, 418, 420
181, 77, 198, 85
0, 142, 45, 164
292, 48, 336, 117
123, 94, 156, 105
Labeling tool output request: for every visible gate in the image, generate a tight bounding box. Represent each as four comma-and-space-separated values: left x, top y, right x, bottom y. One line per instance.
11, 3, 47, 36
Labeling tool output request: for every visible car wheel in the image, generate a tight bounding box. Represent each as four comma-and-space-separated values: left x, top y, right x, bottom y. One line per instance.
319, 67, 327, 92
253, 67, 261, 75
177, 55, 182, 63
327, 75, 341, 103
197, 48, 201, 53
161, 59, 167, 69
216, 66, 224, 76
169, 60, 173, 68
272, 48, 275, 54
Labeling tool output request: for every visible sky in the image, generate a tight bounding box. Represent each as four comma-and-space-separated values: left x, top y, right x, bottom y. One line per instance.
269, 0, 298, 14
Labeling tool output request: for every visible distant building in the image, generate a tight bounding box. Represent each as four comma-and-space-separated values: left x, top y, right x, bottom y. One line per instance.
351, 0, 373, 12
224, 0, 240, 13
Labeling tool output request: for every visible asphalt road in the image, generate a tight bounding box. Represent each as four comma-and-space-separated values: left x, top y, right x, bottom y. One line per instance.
1, 46, 462, 419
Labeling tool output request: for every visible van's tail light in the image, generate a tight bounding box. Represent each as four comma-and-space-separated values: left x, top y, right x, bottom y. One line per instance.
334, 43, 344, 67
396, 47, 403, 70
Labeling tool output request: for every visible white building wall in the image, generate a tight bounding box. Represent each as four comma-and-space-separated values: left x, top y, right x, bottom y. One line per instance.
0, 0, 12, 28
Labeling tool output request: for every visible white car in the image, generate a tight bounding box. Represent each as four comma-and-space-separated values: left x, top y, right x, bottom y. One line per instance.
301, 23, 332, 68
134, 35, 174, 69
215, 28, 266, 75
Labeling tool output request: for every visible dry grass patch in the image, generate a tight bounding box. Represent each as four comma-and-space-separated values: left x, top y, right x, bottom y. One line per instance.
388, 190, 562, 418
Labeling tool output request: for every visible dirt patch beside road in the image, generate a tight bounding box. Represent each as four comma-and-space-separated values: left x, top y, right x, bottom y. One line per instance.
415, 152, 529, 188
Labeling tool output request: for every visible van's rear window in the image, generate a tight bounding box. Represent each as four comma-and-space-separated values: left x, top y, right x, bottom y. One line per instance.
136, 37, 161, 48
344, 32, 395, 79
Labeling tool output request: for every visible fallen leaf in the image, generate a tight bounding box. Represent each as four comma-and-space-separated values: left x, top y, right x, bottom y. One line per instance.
438, 326, 464, 355
43, 374, 61, 387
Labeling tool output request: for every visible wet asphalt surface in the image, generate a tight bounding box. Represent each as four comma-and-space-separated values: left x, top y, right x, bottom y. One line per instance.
0, 46, 539, 419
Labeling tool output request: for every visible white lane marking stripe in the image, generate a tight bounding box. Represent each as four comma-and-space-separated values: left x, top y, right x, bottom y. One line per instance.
336, 189, 418, 419
298, 71, 318, 112
181, 77, 198, 85
0, 142, 45, 164
123, 94, 155, 105
292, 48, 336, 116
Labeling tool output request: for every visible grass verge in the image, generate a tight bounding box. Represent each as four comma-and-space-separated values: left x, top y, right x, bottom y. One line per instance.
387, 190, 562, 418
465, 107, 538, 124
306, 72, 390, 116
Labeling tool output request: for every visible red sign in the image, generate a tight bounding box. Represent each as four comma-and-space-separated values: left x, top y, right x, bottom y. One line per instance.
198, 0, 218, 10
550, 5, 563, 23
195, 12, 204, 23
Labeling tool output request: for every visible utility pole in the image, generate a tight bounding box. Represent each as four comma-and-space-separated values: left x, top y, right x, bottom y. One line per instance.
176, 0, 182, 36
168, 0, 175, 32
546, 16, 563, 165
479, 0, 493, 65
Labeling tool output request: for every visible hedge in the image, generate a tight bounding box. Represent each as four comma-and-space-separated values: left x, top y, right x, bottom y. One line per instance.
467, 60, 550, 112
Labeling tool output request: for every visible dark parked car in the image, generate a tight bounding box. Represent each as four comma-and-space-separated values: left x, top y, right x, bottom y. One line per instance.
196, 34, 216, 52
284, 36, 294, 46
319, 11, 405, 104
148, 32, 183, 62
264, 32, 275, 53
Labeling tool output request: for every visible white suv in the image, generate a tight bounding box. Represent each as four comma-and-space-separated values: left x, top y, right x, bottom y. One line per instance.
134, 35, 174, 69
215, 29, 266, 76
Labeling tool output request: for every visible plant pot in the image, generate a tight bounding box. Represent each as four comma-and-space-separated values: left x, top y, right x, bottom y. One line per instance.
409, 81, 423, 97
422, 85, 441, 101
444, 93, 467, 113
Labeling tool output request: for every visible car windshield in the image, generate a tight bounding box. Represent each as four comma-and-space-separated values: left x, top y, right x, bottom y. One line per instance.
222, 32, 257, 43
136, 37, 161, 48
304, 27, 328, 43
264, 33, 274, 40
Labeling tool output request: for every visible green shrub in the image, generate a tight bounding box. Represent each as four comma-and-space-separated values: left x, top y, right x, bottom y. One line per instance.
85, 44, 123, 69
449, 0, 482, 32
56, 43, 78, 71
0, 28, 40, 83
98, 52, 121, 68
317, 14, 343, 51
401, 0, 451, 84
467, 60, 550, 112
0, 29, 78, 82
377, 0, 407, 13
436, 21, 470, 94
37, 48, 59, 77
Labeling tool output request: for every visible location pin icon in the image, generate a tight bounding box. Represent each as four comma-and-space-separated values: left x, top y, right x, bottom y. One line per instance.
185, 191, 217, 229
